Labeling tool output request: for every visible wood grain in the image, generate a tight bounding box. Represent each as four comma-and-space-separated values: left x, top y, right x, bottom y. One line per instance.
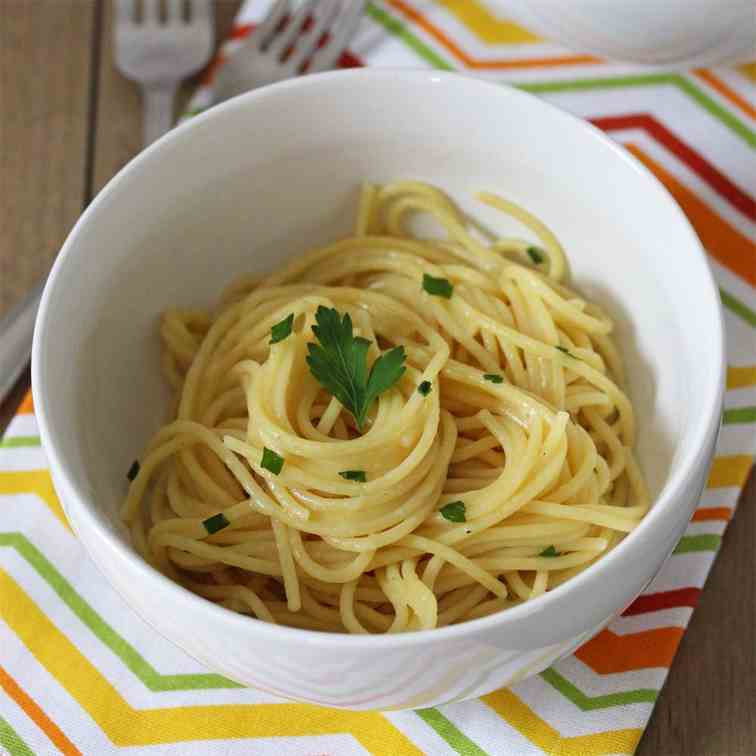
0, 0, 96, 318
93, 0, 241, 193
637, 466, 756, 756
0, 2, 753, 754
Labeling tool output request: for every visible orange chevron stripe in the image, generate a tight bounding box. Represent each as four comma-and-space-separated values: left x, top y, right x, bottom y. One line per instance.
0, 665, 81, 755
386, 0, 600, 69
482, 688, 642, 755
692, 507, 732, 522
707, 455, 753, 489
625, 144, 756, 287
0, 569, 421, 754
728, 365, 756, 389
695, 69, 756, 120
0, 470, 69, 530
575, 627, 684, 674
17, 391, 34, 415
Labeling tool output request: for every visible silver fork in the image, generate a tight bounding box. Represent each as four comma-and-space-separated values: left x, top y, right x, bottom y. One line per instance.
114, 0, 215, 145
214, 0, 366, 104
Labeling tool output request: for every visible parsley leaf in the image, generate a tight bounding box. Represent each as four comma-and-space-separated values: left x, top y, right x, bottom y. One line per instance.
261, 447, 284, 475
418, 380, 432, 396
339, 470, 367, 482
422, 274, 454, 299
270, 313, 294, 344
440, 501, 466, 522
527, 246, 544, 264
483, 373, 503, 384
539, 545, 560, 557
306, 306, 406, 432
203, 512, 230, 534
127, 460, 140, 481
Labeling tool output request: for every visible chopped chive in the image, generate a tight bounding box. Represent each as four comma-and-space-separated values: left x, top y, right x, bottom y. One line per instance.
422, 274, 454, 299
527, 246, 544, 264
440, 500, 466, 523
203, 512, 230, 535
483, 373, 504, 384
418, 380, 432, 396
540, 545, 560, 557
127, 460, 140, 481
270, 313, 294, 344
339, 469, 367, 482
261, 447, 284, 475
555, 346, 574, 357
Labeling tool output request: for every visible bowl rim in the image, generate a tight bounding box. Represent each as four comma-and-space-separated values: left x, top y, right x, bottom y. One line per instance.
32, 68, 726, 649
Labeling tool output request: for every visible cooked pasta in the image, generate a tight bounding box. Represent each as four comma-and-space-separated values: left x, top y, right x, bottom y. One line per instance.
122, 181, 649, 634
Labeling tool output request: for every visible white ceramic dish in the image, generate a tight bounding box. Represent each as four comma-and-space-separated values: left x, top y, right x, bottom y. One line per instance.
502, 0, 756, 67
33, 70, 724, 710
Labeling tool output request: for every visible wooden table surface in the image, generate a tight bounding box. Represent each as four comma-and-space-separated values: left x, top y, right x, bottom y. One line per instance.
1, 3, 753, 754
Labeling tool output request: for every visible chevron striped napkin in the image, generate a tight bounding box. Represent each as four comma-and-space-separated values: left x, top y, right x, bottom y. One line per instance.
2, 2, 754, 754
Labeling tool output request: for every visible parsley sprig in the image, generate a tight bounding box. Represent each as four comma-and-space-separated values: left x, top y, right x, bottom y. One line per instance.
440, 501, 466, 522
306, 306, 406, 432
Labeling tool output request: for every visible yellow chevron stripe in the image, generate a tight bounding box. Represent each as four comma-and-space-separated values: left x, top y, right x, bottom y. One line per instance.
737, 62, 756, 82
707, 455, 753, 489
482, 688, 641, 755
0, 471, 69, 531
0, 569, 421, 754
727, 365, 756, 389
434, 0, 541, 44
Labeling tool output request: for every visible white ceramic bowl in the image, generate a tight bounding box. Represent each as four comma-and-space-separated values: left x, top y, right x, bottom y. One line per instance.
503, 0, 756, 67
33, 70, 724, 710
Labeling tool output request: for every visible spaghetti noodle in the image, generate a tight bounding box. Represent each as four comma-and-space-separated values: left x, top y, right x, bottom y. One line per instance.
122, 181, 649, 633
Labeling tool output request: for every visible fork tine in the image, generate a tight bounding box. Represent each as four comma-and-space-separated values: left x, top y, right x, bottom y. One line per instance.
188, 0, 212, 21
255, 0, 290, 47
166, 0, 183, 22
142, 0, 160, 24
288, 0, 340, 69
309, 0, 366, 72
114, 0, 135, 25
269, 0, 317, 57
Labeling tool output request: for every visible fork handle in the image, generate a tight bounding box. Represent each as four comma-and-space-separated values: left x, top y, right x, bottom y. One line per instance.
142, 84, 177, 147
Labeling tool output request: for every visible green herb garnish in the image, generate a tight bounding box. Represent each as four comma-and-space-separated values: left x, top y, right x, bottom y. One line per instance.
440, 500, 466, 523
527, 246, 544, 264
203, 512, 230, 534
306, 306, 406, 432
555, 346, 574, 358
422, 274, 454, 299
270, 313, 294, 344
261, 447, 284, 475
483, 373, 503, 384
540, 545, 560, 557
127, 460, 140, 481
418, 380, 432, 396
339, 470, 367, 482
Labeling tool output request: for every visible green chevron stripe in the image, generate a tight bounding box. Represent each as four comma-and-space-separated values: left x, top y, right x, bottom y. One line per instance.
723, 407, 756, 424
416, 708, 490, 755
366, 3, 454, 70
0, 715, 34, 756
1, 524, 671, 720
1, 530, 486, 755
0, 532, 240, 691
0, 437, 40, 449
366, 4, 755, 146
720, 288, 756, 327
520, 75, 755, 146
674, 534, 722, 554
540, 668, 657, 711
